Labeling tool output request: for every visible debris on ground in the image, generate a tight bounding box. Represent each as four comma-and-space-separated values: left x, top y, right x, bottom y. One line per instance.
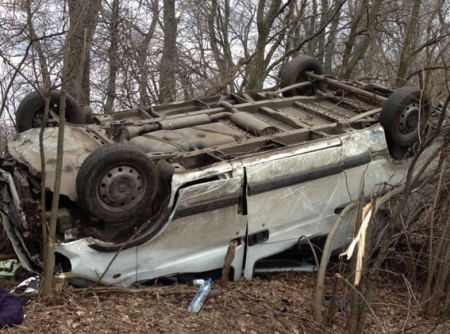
0, 260, 22, 278
10, 276, 40, 294
0, 290, 29, 329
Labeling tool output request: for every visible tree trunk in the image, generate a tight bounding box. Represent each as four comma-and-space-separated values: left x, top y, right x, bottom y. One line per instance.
137, 0, 159, 106
39, 53, 72, 304
307, 0, 318, 56
339, 0, 383, 79
316, 0, 329, 63
38, 0, 91, 302
246, 0, 282, 90
104, 0, 120, 112
24, 0, 58, 302
159, 0, 178, 103
339, 0, 365, 78
208, 0, 235, 90
25, 0, 51, 91
395, 0, 422, 87
67, 0, 102, 106
324, 4, 340, 74
38, 96, 52, 301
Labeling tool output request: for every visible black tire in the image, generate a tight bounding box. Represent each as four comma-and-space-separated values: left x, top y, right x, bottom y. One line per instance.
16, 90, 86, 133
76, 144, 159, 224
280, 56, 324, 97
379, 87, 431, 151
387, 144, 414, 161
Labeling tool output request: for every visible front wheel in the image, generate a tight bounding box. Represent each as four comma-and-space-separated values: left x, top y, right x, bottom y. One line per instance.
76, 144, 159, 224
379, 87, 431, 159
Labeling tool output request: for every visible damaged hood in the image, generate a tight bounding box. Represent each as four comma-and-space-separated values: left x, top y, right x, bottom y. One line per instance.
8, 126, 103, 201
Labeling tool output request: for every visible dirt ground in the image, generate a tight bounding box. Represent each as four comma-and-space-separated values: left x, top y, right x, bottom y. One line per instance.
1, 268, 450, 334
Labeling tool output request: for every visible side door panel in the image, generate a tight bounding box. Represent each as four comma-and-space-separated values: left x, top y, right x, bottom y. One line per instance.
242, 126, 394, 278
244, 144, 347, 278
136, 164, 247, 282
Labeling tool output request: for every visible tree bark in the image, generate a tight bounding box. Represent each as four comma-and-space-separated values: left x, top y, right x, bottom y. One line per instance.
38, 0, 88, 302
307, 0, 318, 56
324, 3, 340, 74
25, 0, 51, 91
208, 0, 235, 90
338, 0, 366, 79
339, 0, 383, 79
104, 0, 120, 112
395, 0, 422, 87
245, 0, 283, 90
316, 0, 329, 63
136, 0, 159, 106
159, 0, 178, 103
67, 0, 102, 106
39, 64, 71, 303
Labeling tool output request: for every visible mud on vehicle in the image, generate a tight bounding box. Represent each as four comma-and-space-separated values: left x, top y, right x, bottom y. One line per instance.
0, 56, 445, 286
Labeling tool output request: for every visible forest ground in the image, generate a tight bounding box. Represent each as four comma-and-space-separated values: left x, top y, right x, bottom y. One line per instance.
1, 254, 450, 334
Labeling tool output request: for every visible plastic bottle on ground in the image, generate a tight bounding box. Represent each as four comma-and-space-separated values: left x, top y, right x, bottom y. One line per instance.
188, 278, 212, 313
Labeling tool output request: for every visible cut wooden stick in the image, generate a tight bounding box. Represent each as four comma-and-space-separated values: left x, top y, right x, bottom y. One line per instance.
220, 240, 238, 285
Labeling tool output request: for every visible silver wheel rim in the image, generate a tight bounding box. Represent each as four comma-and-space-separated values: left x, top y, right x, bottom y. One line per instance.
96, 165, 146, 212
399, 102, 420, 135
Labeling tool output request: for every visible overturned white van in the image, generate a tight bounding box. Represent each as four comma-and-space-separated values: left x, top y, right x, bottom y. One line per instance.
0, 56, 445, 286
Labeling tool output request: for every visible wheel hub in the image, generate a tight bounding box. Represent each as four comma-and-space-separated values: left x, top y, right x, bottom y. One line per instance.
32, 108, 59, 127
399, 103, 420, 134
296, 69, 315, 96
97, 166, 145, 212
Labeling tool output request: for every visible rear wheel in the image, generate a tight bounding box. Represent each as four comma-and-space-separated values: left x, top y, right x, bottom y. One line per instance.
16, 90, 86, 133
280, 56, 324, 97
76, 144, 159, 224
